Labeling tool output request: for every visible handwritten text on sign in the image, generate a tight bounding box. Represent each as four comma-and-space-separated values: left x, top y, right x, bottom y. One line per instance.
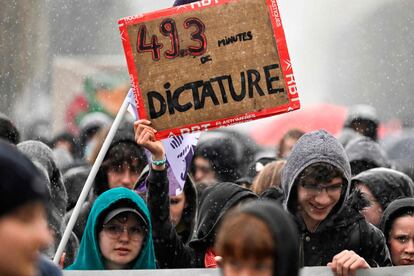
119, 0, 300, 138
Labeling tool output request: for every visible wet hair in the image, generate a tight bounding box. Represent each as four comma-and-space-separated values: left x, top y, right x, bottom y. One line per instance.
252, 160, 286, 195
94, 142, 147, 196
297, 162, 344, 186
289, 162, 345, 212
102, 142, 147, 174
385, 207, 414, 242
215, 211, 274, 261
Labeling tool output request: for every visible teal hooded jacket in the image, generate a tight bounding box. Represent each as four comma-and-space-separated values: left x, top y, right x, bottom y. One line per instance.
66, 187, 156, 270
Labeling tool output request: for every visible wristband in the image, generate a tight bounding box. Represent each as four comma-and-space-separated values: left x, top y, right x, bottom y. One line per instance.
152, 157, 167, 166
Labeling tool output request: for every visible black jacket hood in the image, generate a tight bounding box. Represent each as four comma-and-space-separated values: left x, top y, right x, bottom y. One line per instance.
345, 136, 389, 168
282, 130, 352, 220
177, 175, 198, 243
380, 197, 414, 242
194, 136, 241, 182
352, 168, 414, 210
190, 182, 257, 248
240, 200, 299, 276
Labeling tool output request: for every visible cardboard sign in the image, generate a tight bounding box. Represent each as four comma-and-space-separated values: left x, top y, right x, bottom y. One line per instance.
119, 0, 300, 139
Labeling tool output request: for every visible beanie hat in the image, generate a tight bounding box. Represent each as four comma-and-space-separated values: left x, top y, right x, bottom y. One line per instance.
0, 140, 48, 217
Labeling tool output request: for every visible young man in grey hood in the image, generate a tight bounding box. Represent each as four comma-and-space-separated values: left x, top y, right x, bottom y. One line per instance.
282, 130, 391, 275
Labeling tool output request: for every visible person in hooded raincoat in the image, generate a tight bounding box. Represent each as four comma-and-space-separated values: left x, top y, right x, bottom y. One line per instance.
345, 136, 390, 177
352, 168, 414, 226
134, 119, 257, 268
380, 198, 414, 266
66, 187, 156, 270
190, 134, 241, 186
17, 140, 79, 267
282, 130, 391, 275
215, 200, 299, 276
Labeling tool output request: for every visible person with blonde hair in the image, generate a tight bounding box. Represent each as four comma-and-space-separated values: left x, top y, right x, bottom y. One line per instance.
252, 160, 286, 195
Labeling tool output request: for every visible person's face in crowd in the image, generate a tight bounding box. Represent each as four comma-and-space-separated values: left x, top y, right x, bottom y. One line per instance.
192, 157, 216, 184
357, 184, 383, 226
0, 202, 52, 276
279, 137, 298, 158
169, 192, 187, 226
389, 215, 414, 266
107, 163, 141, 190
54, 140, 74, 156
221, 257, 273, 276
99, 213, 145, 269
297, 176, 343, 231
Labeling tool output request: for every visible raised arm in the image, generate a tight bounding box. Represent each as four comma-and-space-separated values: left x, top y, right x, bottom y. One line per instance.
134, 120, 196, 268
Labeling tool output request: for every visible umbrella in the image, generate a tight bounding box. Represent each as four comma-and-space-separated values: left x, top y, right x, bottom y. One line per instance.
250, 103, 348, 146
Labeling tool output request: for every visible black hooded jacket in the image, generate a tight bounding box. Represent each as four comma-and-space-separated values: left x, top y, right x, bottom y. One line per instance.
192, 135, 241, 183
352, 168, 414, 211
380, 197, 414, 245
147, 168, 257, 268
345, 136, 390, 176
282, 130, 391, 267
239, 200, 299, 276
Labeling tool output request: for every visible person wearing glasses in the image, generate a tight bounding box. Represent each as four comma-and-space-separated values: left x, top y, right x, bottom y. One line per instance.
66, 187, 156, 270
282, 130, 391, 276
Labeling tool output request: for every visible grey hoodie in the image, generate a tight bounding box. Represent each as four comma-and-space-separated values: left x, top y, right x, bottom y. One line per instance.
17, 141, 68, 257
281, 130, 391, 267
282, 130, 351, 218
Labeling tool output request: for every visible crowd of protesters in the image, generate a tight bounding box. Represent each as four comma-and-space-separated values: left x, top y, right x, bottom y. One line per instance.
2, 97, 414, 276
1, 2, 414, 276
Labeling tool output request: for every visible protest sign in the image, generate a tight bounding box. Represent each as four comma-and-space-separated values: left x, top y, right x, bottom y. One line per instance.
127, 89, 200, 196
119, 0, 300, 139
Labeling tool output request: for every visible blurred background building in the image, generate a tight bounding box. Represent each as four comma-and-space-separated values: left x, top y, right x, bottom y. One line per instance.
0, 0, 412, 142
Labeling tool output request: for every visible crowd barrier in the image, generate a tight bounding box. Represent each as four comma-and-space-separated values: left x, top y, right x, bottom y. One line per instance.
64, 265, 414, 276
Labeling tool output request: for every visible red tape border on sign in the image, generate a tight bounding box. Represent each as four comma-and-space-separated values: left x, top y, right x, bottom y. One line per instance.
119, 0, 300, 139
